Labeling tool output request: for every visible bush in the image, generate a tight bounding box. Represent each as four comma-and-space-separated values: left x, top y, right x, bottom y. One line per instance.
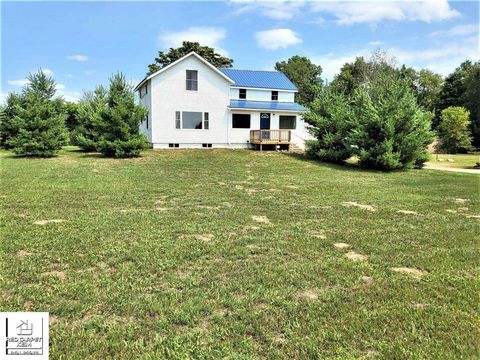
304, 89, 355, 163
350, 72, 434, 170
96, 73, 148, 158
6, 71, 68, 157
71, 86, 107, 151
437, 106, 473, 153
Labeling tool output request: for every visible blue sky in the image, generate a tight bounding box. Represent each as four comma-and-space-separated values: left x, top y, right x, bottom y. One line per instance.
1, 0, 479, 102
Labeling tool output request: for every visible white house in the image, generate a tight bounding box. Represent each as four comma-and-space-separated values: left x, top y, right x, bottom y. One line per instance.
134, 52, 311, 150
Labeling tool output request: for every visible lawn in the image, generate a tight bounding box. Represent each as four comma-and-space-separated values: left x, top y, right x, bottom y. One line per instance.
426, 152, 480, 169
1, 148, 479, 359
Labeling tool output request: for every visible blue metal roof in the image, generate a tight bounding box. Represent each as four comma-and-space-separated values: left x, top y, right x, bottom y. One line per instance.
219, 68, 297, 91
229, 100, 304, 112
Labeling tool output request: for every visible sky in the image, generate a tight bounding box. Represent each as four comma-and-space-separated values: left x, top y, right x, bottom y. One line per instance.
1, 0, 479, 103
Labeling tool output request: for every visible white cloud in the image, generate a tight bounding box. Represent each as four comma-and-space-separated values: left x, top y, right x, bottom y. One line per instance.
255, 28, 302, 50
7, 79, 29, 87
42, 68, 54, 76
429, 23, 479, 37
231, 0, 459, 25
311, 50, 368, 80
66, 54, 89, 62
311, 0, 459, 25
230, 0, 305, 20
159, 27, 228, 55
55, 84, 66, 91
368, 41, 383, 46
0, 92, 9, 105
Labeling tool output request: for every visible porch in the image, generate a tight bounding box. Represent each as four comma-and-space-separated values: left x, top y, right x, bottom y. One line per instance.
249, 130, 291, 150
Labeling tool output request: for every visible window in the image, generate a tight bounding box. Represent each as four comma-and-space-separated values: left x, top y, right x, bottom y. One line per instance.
139, 85, 147, 98
145, 114, 149, 129
232, 114, 251, 128
186, 70, 198, 91
204, 112, 209, 130
271, 91, 278, 101
175, 111, 181, 129
202, 143, 212, 148
239, 88, 247, 99
169, 143, 180, 148
279, 115, 296, 129
182, 111, 203, 129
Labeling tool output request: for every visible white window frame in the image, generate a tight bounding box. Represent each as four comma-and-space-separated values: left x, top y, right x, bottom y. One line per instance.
175, 111, 210, 130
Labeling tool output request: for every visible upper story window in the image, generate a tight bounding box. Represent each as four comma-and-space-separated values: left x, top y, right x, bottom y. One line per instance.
239, 88, 247, 99
186, 70, 198, 91
271, 91, 278, 101
139, 85, 147, 98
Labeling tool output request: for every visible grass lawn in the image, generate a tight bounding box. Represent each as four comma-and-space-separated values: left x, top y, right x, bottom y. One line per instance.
1, 148, 479, 359
426, 153, 480, 169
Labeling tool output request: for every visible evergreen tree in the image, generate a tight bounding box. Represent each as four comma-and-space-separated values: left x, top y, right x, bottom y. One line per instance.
0, 92, 23, 149
147, 41, 233, 75
96, 73, 148, 158
304, 88, 354, 162
275, 56, 323, 106
462, 63, 480, 148
72, 86, 107, 151
7, 70, 68, 157
437, 107, 473, 153
350, 71, 434, 170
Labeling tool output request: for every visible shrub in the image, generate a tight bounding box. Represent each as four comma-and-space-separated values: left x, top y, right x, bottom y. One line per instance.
96, 73, 148, 158
437, 106, 473, 153
350, 72, 434, 170
71, 86, 107, 151
304, 89, 355, 163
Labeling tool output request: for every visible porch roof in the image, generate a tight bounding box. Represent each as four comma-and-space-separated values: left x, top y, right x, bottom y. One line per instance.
229, 100, 304, 112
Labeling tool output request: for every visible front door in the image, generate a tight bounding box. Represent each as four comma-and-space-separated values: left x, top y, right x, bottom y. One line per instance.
260, 113, 271, 140
260, 113, 271, 129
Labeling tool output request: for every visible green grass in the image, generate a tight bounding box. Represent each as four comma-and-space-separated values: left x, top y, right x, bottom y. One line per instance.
426, 153, 480, 169
1, 148, 479, 359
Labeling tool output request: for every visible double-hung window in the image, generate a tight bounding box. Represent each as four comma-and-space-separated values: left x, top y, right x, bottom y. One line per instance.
175, 111, 210, 129
186, 70, 198, 91
271, 91, 278, 101
239, 88, 247, 99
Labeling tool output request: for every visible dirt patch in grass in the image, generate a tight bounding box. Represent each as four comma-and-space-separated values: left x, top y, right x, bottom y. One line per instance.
446, 209, 457, 213
390, 267, 426, 279
396, 210, 419, 215
194, 234, 215, 243
334, 242, 350, 249
243, 225, 260, 231
34, 219, 65, 225
341, 202, 377, 212
246, 244, 261, 249
345, 252, 368, 262
297, 290, 318, 300
40, 271, 66, 279
155, 207, 172, 212
453, 198, 468, 204
16, 250, 33, 258
252, 215, 270, 224
466, 215, 480, 219
272, 334, 287, 345
312, 230, 327, 239
361, 276, 374, 285
457, 207, 469, 212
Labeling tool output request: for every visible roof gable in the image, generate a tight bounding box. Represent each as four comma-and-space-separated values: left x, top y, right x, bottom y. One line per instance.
218, 69, 297, 91
134, 52, 234, 91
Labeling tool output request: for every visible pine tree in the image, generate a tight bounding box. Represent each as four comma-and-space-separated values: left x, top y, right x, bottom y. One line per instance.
304, 88, 355, 163
96, 73, 148, 158
0, 92, 23, 149
350, 71, 434, 170
72, 85, 107, 151
7, 70, 68, 157
437, 107, 473, 153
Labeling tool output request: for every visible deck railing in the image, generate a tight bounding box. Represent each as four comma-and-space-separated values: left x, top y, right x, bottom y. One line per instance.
250, 130, 291, 144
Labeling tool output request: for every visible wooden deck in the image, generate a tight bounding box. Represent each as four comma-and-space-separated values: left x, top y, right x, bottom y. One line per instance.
250, 130, 291, 150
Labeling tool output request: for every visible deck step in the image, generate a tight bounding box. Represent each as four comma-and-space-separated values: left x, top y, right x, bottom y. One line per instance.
289, 144, 304, 153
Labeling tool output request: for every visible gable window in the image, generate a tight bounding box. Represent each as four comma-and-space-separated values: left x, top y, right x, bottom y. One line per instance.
204, 112, 209, 130
232, 114, 251, 128
186, 70, 198, 91
139, 85, 147, 98
279, 115, 296, 129
175, 111, 181, 129
239, 88, 247, 99
271, 91, 278, 101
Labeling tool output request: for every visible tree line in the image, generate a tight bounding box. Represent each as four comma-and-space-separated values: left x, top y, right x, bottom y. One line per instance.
0, 42, 478, 169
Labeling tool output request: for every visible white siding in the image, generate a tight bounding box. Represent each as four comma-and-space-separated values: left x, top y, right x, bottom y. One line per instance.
149, 56, 231, 146
139, 81, 152, 142
229, 88, 295, 102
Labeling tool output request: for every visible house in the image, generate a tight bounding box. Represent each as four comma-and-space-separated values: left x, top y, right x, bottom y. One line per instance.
134, 52, 311, 150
